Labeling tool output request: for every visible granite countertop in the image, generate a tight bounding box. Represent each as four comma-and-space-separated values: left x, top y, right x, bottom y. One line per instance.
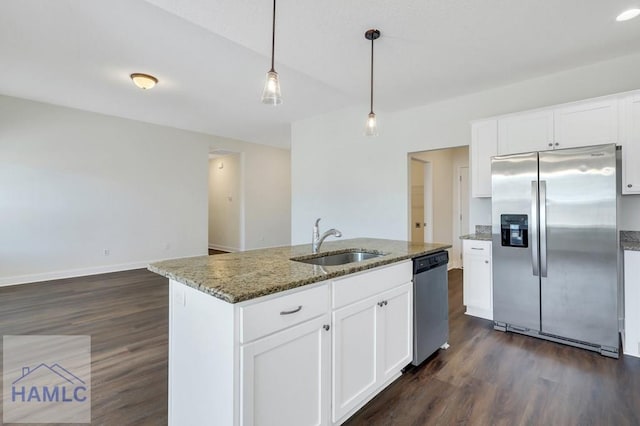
148, 238, 451, 304
621, 230, 640, 251
459, 225, 492, 241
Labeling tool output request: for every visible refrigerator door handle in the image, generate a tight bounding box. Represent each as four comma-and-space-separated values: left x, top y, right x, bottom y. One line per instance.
531, 181, 539, 277
539, 180, 548, 278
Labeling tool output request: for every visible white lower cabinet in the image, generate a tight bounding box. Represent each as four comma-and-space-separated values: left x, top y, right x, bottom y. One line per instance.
331, 263, 413, 425
241, 314, 331, 426
624, 250, 640, 358
462, 240, 493, 320
168, 260, 413, 426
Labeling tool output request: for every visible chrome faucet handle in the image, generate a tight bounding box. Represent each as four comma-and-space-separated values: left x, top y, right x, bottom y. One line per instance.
314, 218, 321, 227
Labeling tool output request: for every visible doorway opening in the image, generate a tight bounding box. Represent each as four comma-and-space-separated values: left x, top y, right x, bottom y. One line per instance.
208, 150, 245, 253
408, 146, 469, 268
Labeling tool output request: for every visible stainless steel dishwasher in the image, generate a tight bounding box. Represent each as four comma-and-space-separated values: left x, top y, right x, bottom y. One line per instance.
412, 251, 449, 366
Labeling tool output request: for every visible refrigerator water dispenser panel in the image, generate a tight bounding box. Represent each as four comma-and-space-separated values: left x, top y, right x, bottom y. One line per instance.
501, 214, 528, 248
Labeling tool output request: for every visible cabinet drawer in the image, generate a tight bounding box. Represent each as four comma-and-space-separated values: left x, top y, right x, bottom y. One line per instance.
463, 240, 492, 257
240, 284, 329, 343
332, 261, 412, 309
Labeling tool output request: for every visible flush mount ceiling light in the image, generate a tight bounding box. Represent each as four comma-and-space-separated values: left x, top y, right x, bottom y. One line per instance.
364, 29, 381, 137
616, 8, 640, 21
261, 0, 282, 105
130, 73, 158, 90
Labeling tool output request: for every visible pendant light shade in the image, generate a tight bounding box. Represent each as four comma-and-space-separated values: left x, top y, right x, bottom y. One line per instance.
261, 0, 282, 105
262, 70, 282, 105
365, 112, 378, 137
364, 29, 380, 136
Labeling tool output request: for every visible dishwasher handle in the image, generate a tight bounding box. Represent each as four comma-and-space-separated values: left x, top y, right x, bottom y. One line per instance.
413, 251, 449, 274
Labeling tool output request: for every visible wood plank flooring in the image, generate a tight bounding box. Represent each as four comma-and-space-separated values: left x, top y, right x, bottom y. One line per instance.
0, 268, 638, 425
345, 269, 640, 426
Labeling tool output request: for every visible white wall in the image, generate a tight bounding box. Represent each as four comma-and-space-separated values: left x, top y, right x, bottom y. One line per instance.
0, 95, 209, 285
209, 155, 241, 252
291, 51, 640, 244
207, 137, 291, 250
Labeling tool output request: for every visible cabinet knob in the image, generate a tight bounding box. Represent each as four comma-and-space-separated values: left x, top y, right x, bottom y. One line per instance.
378, 301, 384, 307
554, 142, 559, 147
628, 184, 633, 188
485, 260, 489, 264
384, 300, 388, 306
548, 143, 553, 147
323, 324, 330, 331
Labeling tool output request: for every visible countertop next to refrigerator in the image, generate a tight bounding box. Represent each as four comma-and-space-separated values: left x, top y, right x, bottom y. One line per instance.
621, 230, 640, 251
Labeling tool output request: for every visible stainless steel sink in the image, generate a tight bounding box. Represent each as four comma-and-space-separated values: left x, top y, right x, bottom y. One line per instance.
291, 250, 385, 266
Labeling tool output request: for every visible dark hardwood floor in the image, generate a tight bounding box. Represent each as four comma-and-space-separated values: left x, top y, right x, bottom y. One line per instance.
346, 269, 640, 426
0, 269, 168, 425
1, 268, 638, 425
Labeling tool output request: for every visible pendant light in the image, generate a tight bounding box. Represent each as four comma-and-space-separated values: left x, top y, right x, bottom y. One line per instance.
364, 29, 380, 136
261, 0, 282, 105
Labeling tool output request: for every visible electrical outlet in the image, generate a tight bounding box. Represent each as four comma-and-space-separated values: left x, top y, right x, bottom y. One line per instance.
103, 249, 110, 256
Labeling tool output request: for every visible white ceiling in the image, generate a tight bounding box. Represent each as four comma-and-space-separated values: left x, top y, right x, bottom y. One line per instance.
2, 1, 640, 148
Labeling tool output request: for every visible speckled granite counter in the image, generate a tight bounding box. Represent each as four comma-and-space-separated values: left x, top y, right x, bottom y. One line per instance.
148, 238, 451, 303
459, 225, 492, 241
621, 230, 640, 251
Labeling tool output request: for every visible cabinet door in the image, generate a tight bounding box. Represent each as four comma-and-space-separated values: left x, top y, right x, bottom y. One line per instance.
498, 110, 554, 155
624, 251, 640, 358
241, 314, 331, 426
622, 94, 640, 194
471, 119, 498, 198
332, 296, 378, 422
377, 283, 413, 382
463, 248, 492, 320
554, 98, 618, 150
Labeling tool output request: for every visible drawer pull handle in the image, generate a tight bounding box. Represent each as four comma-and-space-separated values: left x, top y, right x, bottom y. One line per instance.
280, 305, 302, 315
471, 247, 484, 250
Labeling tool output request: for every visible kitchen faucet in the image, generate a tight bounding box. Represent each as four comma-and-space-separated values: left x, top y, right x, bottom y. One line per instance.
312, 218, 342, 253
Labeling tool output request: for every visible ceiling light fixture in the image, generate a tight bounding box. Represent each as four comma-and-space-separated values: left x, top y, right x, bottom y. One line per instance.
261, 0, 282, 105
616, 8, 640, 21
130, 73, 158, 90
364, 29, 381, 137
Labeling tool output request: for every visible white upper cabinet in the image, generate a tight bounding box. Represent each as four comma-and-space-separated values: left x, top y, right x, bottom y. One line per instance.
470, 119, 498, 198
621, 92, 640, 194
496, 97, 619, 156
471, 91, 632, 198
498, 109, 554, 154
554, 98, 618, 150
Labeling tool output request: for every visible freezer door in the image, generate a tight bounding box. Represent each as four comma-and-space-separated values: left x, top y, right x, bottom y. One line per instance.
538, 144, 618, 348
491, 151, 540, 332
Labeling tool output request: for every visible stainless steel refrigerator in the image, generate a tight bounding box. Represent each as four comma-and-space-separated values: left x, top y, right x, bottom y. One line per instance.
491, 143, 619, 358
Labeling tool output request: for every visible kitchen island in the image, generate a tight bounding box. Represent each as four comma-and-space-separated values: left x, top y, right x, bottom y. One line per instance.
149, 238, 450, 426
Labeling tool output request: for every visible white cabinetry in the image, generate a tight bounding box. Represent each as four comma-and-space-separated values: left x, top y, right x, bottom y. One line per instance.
621, 93, 640, 194
470, 119, 498, 198
331, 261, 413, 425
168, 260, 414, 426
498, 109, 554, 154
624, 250, 640, 358
472, 94, 623, 198
241, 314, 331, 426
239, 284, 331, 426
462, 240, 492, 320
497, 98, 618, 156
553, 99, 618, 149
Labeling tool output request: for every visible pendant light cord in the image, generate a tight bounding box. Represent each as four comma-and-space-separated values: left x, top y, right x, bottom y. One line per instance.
270, 0, 276, 72
370, 35, 374, 115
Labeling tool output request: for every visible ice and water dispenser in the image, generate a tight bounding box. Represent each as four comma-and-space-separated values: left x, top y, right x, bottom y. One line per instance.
500, 214, 528, 248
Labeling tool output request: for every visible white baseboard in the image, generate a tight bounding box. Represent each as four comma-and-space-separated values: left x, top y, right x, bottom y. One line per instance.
0, 254, 204, 287
208, 244, 239, 252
